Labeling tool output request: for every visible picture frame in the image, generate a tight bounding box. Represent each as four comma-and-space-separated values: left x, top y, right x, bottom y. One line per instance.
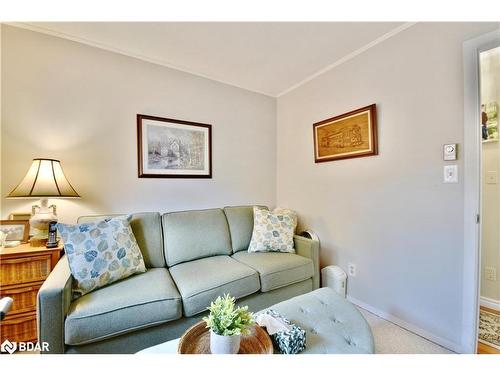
0, 220, 30, 243
8, 212, 32, 221
137, 114, 212, 178
313, 104, 378, 163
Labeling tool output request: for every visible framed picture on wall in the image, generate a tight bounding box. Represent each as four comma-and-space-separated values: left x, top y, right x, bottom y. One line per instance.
0, 220, 30, 243
8, 212, 31, 221
313, 104, 378, 163
137, 114, 212, 178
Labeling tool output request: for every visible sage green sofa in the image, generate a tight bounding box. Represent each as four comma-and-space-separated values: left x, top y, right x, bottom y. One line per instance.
37, 206, 319, 354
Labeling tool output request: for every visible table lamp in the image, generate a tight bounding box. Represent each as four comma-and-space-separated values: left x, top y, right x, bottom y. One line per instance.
6, 158, 80, 246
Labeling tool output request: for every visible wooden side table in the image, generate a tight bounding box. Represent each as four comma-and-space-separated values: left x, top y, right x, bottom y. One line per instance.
0, 243, 63, 343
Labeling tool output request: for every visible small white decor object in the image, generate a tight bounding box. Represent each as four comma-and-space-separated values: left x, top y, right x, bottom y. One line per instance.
203, 294, 254, 354
209, 331, 241, 354
321, 265, 347, 297
4, 241, 21, 248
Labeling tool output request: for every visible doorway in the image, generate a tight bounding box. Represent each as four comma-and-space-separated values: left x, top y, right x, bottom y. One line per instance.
463, 28, 500, 355
477, 46, 500, 354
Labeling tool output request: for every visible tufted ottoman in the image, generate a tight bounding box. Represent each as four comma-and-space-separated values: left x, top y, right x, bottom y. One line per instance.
260, 287, 374, 354
138, 287, 374, 354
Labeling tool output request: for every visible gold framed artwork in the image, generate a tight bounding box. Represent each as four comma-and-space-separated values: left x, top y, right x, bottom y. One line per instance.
313, 104, 378, 163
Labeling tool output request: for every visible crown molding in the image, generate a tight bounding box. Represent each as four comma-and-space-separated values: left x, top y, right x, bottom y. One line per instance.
5, 22, 277, 98
5, 22, 416, 99
277, 22, 417, 97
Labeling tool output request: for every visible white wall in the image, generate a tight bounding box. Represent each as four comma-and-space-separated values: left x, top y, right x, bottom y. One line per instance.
1, 25, 277, 223
277, 22, 499, 350
480, 47, 500, 304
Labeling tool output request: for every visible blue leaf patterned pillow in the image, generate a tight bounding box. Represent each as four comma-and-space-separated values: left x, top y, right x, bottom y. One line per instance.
57, 216, 146, 299
248, 207, 297, 253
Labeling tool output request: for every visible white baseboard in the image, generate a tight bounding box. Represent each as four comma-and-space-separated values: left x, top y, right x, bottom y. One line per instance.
347, 295, 464, 353
480, 296, 500, 311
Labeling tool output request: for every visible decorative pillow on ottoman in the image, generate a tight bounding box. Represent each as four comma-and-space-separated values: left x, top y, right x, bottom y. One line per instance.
248, 206, 298, 253
57, 216, 146, 298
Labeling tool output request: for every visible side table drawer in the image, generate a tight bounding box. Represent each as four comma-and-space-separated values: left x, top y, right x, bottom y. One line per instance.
0, 312, 37, 343
0, 254, 52, 286
0, 282, 42, 315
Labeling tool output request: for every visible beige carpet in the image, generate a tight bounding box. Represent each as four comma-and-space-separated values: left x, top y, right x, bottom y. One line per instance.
357, 307, 453, 354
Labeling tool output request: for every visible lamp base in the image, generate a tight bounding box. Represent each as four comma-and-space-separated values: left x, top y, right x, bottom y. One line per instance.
29, 199, 57, 247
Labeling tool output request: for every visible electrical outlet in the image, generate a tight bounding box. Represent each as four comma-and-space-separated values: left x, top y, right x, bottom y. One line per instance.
486, 171, 498, 184
485, 267, 497, 281
347, 263, 356, 277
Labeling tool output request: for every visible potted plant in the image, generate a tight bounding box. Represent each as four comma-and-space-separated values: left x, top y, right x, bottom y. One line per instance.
203, 294, 254, 354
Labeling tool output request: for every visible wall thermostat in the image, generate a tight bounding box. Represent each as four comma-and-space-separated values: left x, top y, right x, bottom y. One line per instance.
443, 143, 458, 161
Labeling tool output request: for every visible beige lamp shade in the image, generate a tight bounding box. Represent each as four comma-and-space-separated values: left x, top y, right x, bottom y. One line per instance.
7, 158, 80, 198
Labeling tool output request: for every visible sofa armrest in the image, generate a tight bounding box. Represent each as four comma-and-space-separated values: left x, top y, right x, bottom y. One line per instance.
37, 255, 73, 354
294, 234, 320, 289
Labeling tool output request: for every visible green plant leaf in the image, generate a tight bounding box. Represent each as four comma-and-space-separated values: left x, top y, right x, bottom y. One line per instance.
203, 293, 255, 336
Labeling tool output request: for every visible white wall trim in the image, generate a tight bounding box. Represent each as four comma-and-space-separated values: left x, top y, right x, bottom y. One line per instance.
480, 296, 500, 311
276, 22, 417, 97
462, 28, 500, 355
4, 22, 276, 98
347, 295, 463, 353
5, 22, 416, 100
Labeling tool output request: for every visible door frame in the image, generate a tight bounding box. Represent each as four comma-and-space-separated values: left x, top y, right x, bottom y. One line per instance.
462, 28, 500, 354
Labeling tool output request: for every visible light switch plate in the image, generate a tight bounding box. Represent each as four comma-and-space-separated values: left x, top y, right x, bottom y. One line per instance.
444, 165, 458, 183
443, 144, 457, 161
486, 171, 498, 184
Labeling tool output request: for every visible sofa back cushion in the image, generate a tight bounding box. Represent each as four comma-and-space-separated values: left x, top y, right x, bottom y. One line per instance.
77, 212, 165, 268
223, 205, 267, 253
162, 208, 232, 267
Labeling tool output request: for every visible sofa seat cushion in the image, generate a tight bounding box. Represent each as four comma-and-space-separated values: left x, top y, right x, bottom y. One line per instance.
169, 256, 260, 317
65, 268, 181, 346
232, 252, 313, 292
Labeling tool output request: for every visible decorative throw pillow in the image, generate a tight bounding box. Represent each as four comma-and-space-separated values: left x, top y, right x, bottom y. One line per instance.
248, 206, 297, 253
273, 207, 298, 229
57, 216, 146, 298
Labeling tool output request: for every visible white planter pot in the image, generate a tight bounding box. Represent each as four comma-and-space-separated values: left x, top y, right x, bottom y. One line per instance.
209, 331, 241, 354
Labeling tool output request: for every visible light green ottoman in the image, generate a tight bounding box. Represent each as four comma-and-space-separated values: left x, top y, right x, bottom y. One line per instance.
260, 287, 374, 354
138, 287, 374, 354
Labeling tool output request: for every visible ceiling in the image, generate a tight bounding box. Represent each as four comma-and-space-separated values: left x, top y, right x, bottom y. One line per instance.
18, 22, 410, 97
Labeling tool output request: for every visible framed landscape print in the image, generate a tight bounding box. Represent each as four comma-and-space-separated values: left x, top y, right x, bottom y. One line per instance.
0, 220, 30, 243
137, 114, 212, 178
313, 104, 378, 163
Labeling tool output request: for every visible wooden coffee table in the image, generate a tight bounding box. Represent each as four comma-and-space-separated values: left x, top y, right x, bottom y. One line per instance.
178, 321, 273, 354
